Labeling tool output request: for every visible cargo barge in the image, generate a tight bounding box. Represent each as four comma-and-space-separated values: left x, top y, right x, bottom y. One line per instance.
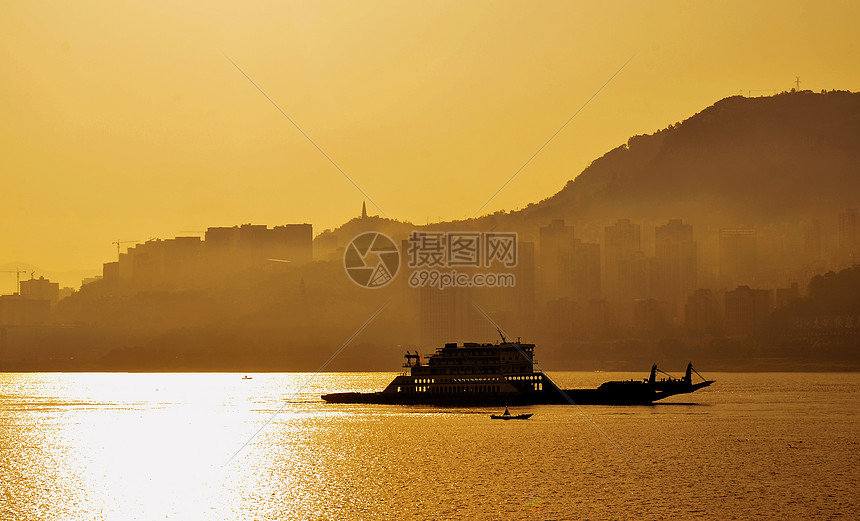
321, 338, 714, 406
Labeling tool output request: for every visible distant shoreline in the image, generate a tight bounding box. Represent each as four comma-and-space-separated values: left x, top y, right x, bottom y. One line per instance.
2, 363, 858, 373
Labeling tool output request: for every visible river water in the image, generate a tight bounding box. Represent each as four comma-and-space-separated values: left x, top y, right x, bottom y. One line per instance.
1, 372, 857, 520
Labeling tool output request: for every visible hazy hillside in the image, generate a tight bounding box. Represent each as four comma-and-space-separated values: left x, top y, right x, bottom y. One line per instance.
513, 90, 860, 225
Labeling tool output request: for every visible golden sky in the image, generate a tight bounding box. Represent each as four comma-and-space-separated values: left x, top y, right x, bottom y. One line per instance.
1, 0, 859, 281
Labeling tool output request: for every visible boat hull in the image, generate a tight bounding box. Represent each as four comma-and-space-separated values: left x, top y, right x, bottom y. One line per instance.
320, 380, 714, 406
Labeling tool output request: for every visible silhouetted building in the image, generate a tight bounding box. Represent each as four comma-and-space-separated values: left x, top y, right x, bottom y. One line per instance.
720, 228, 757, 288
118, 237, 203, 291
19, 276, 60, 307
419, 286, 487, 348
271, 224, 313, 264
775, 282, 800, 309
571, 240, 601, 304
58, 287, 75, 302
632, 299, 669, 338
725, 285, 772, 338
685, 289, 722, 333
471, 241, 537, 336
655, 219, 697, 319
539, 220, 600, 304
81, 276, 102, 286
110, 223, 315, 292
513, 241, 536, 325
539, 220, 576, 301
103, 262, 119, 283
205, 223, 313, 270
314, 234, 339, 261
617, 251, 661, 302
605, 219, 641, 302
204, 226, 239, 254
0, 295, 51, 325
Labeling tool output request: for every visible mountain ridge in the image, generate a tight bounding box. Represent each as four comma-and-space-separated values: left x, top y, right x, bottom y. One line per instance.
327, 90, 859, 243
532, 91, 858, 217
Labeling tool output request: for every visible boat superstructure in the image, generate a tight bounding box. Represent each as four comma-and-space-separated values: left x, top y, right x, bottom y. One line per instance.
381, 339, 560, 403
323, 339, 562, 405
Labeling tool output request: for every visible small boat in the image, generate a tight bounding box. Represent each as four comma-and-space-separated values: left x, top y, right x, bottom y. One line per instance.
242, 375, 252, 380
491, 413, 533, 420
490, 407, 532, 420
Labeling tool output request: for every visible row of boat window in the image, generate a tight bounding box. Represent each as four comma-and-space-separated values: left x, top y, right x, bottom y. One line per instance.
396, 383, 544, 393
397, 385, 502, 393
413, 376, 537, 384
431, 356, 532, 365
416, 367, 532, 375
413, 375, 540, 384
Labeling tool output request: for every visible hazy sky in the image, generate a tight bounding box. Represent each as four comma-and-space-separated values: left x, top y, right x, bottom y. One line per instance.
2, 0, 859, 283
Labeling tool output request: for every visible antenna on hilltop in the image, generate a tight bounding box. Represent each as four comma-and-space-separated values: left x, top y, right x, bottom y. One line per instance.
795, 77, 801, 90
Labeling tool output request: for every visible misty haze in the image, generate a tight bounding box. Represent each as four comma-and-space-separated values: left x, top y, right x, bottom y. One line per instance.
2, 91, 859, 373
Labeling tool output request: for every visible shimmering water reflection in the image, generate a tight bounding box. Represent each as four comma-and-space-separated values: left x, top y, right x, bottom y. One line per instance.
1, 372, 858, 519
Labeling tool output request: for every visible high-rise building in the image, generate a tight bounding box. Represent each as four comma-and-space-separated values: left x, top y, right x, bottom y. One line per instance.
655, 219, 697, 318
571, 239, 601, 303
419, 286, 490, 348
271, 224, 313, 264
204, 223, 313, 268
539, 220, 575, 301
720, 228, 757, 288
470, 240, 537, 336
617, 251, 654, 303
19, 276, 60, 307
724, 285, 772, 338
604, 219, 641, 302
539, 220, 600, 304
513, 241, 536, 325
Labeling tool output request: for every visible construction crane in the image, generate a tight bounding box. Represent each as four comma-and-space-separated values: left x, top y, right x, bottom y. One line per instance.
1, 267, 29, 295
111, 239, 140, 261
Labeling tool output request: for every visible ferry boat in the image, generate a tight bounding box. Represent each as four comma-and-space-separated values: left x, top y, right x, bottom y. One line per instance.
321, 337, 714, 406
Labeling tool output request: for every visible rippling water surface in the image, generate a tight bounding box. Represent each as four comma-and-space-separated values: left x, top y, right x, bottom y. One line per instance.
1, 371, 857, 520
